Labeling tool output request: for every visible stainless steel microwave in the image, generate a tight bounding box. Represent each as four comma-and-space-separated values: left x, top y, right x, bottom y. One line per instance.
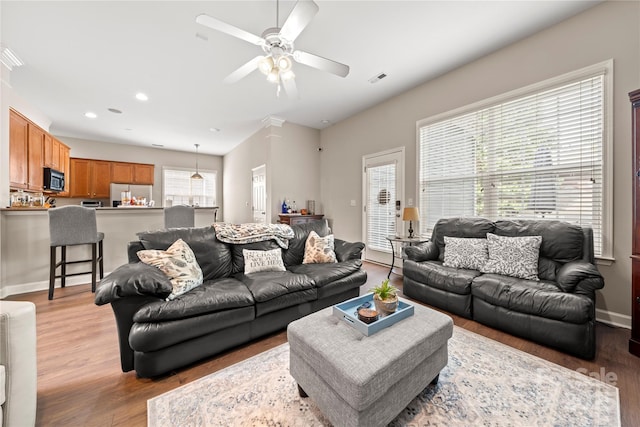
43, 167, 65, 192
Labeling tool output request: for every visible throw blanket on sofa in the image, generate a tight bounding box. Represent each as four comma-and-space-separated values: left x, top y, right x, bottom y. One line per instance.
213, 223, 295, 249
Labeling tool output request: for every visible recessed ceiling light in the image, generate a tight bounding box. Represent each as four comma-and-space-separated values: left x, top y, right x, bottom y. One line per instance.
135, 93, 148, 101
209, 127, 220, 132
124, 128, 133, 131
321, 119, 331, 125
151, 143, 164, 147
84, 112, 97, 119
108, 108, 123, 114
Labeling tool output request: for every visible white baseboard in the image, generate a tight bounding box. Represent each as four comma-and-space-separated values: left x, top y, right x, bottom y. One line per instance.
596, 308, 631, 329
0, 272, 112, 299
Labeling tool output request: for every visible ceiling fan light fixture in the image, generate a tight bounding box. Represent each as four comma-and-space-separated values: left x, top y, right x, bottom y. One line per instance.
258, 56, 274, 75
276, 55, 292, 72
267, 69, 280, 83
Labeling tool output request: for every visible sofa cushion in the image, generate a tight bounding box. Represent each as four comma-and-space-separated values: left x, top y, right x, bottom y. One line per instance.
231, 240, 281, 274
137, 226, 233, 281
236, 271, 315, 302
471, 274, 593, 324
133, 277, 255, 322
481, 233, 542, 280
432, 217, 495, 261
288, 260, 362, 288
137, 239, 204, 300
243, 248, 286, 274
493, 219, 584, 263
443, 237, 488, 270
303, 231, 337, 264
95, 263, 173, 305
283, 220, 331, 266
402, 260, 480, 295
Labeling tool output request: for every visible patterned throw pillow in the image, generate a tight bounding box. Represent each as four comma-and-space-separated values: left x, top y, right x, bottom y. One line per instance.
480, 233, 542, 280
243, 248, 286, 274
137, 238, 204, 300
303, 231, 337, 264
443, 237, 489, 270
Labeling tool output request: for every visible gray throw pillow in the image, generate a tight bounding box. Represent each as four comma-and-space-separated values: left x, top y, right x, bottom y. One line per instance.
480, 233, 542, 280
443, 237, 489, 270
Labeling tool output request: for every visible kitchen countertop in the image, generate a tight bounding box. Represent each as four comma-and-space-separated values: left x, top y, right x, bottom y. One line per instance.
1, 206, 219, 211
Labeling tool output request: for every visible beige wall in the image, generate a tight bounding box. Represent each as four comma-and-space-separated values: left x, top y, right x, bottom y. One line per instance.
319, 1, 640, 323
223, 121, 320, 224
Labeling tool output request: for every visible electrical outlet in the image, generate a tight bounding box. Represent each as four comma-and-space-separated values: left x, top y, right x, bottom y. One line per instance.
350, 200, 357, 207
408, 198, 413, 206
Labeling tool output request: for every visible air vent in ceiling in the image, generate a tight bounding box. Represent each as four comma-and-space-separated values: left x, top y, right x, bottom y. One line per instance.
368, 72, 387, 84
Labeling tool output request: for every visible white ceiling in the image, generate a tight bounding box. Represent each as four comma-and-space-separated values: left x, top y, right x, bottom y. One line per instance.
1, 1, 601, 156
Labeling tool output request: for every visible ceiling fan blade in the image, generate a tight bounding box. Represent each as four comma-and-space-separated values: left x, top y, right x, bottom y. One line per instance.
279, 0, 319, 43
196, 14, 264, 46
282, 77, 299, 100
224, 56, 263, 84
293, 50, 350, 78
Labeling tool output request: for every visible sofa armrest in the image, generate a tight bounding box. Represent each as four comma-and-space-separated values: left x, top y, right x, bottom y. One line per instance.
556, 260, 604, 296
404, 241, 438, 262
94, 263, 172, 305
334, 239, 365, 262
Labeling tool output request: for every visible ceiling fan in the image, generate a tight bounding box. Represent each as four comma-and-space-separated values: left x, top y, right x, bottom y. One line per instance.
196, 0, 350, 98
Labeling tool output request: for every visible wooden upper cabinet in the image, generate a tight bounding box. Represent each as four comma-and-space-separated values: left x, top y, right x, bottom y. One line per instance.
111, 162, 134, 183
133, 163, 154, 185
92, 160, 111, 198
69, 158, 111, 198
27, 124, 44, 191
9, 110, 29, 189
44, 135, 61, 170
58, 142, 71, 197
69, 158, 91, 198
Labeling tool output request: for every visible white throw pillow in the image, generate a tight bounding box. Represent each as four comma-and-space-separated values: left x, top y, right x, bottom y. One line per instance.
303, 231, 337, 264
243, 248, 286, 274
443, 237, 489, 270
137, 238, 204, 300
480, 233, 542, 280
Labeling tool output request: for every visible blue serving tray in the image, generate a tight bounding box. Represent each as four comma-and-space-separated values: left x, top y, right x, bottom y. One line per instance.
332, 293, 414, 336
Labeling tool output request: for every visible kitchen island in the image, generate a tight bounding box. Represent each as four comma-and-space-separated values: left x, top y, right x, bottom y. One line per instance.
0, 206, 218, 298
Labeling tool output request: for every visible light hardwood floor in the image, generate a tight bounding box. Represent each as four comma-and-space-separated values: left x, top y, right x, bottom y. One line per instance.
5, 262, 640, 426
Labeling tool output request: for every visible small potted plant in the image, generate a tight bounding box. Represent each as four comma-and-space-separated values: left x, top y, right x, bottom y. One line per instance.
370, 279, 399, 315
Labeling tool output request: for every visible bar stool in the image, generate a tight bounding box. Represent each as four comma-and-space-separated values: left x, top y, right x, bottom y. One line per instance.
48, 206, 104, 300
164, 205, 195, 228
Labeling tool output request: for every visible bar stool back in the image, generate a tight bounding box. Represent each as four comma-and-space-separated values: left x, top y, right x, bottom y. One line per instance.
48, 206, 104, 300
164, 205, 195, 228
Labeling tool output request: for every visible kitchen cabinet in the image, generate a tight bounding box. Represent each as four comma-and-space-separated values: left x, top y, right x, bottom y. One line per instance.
43, 135, 61, 170
70, 158, 111, 198
133, 163, 154, 185
27, 123, 44, 191
111, 162, 133, 183
9, 110, 29, 189
58, 142, 71, 197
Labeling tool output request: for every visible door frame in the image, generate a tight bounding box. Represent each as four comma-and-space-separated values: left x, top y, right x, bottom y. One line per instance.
361, 146, 405, 263
251, 164, 267, 224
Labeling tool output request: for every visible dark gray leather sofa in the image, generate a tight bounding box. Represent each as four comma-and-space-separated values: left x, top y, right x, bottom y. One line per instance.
95, 220, 366, 377
403, 217, 604, 359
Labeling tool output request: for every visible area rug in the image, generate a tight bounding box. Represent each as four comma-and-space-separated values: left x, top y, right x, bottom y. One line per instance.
147, 326, 620, 426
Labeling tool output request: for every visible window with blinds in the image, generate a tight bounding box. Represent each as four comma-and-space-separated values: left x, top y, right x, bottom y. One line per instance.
417, 62, 612, 258
367, 162, 397, 252
162, 168, 217, 207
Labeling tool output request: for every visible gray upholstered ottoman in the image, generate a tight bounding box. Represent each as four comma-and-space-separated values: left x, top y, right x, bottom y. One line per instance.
287, 299, 453, 427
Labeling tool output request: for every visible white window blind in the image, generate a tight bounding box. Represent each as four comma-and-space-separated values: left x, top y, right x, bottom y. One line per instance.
418, 66, 610, 257
367, 162, 397, 252
162, 168, 217, 207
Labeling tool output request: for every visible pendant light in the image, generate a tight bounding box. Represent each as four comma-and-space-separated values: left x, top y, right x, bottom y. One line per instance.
191, 144, 203, 180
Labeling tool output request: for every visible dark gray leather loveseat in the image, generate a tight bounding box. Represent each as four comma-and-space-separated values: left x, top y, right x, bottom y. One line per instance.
95, 220, 367, 377
403, 217, 604, 359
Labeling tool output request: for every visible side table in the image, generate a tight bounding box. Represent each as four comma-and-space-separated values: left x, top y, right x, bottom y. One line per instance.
386, 236, 429, 278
